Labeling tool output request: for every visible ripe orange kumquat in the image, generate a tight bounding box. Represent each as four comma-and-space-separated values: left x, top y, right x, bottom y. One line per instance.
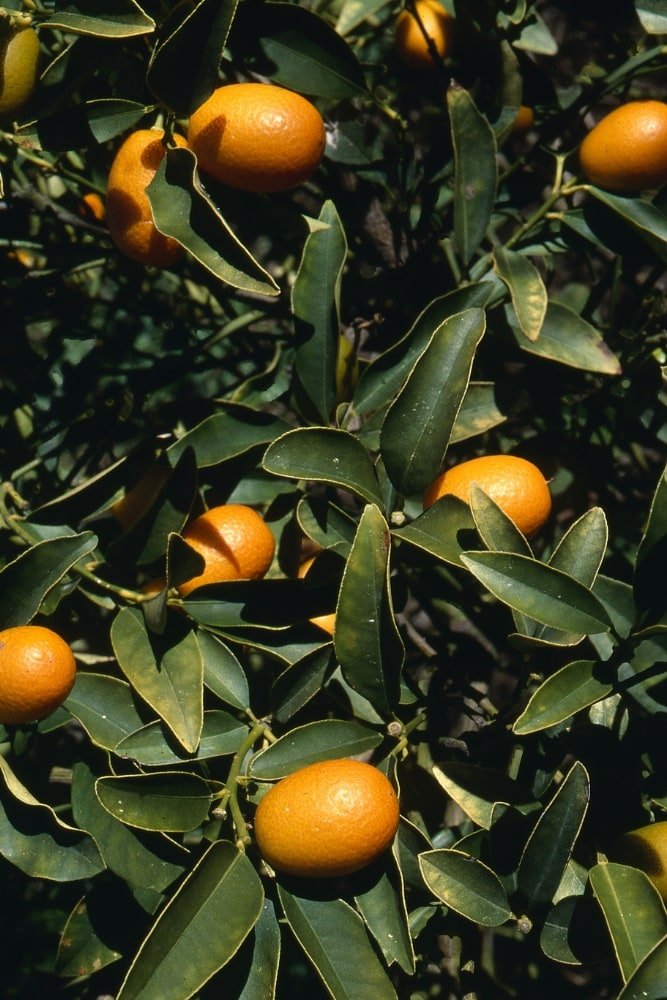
0, 625, 77, 725
177, 504, 275, 596
395, 0, 454, 72
579, 101, 667, 192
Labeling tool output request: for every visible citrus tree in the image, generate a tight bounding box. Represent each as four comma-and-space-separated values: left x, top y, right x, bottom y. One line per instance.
1, 0, 666, 997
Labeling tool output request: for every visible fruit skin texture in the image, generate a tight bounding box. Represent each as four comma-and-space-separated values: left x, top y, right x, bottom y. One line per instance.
424, 454, 552, 537
0, 626, 77, 725
0, 20, 40, 118
254, 759, 400, 878
106, 129, 188, 267
177, 504, 275, 597
187, 83, 326, 193
579, 101, 667, 193
611, 822, 667, 901
395, 0, 454, 72
511, 105, 535, 135
80, 192, 106, 221
298, 557, 335, 636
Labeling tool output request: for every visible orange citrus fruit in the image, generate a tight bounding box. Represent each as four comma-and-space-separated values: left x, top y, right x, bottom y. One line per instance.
80, 192, 106, 221
0, 17, 40, 118
298, 557, 335, 636
0, 625, 77, 725
424, 454, 552, 537
254, 759, 400, 878
111, 464, 170, 530
579, 101, 667, 192
511, 105, 535, 135
395, 0, 454, 72
177, 503, 275, 597
611, 822, 667, 901
106, 129, 188, 267
187, 83, 326, 193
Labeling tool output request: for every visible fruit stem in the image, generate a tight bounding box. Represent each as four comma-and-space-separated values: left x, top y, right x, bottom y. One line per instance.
391, 710, 428, 756
226, 721, 269, 850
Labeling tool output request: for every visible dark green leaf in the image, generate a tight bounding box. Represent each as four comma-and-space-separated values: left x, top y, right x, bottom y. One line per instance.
55, 892, 123, 977
617, 935, 667, 999
513, 660, 613, 735
147, 0, 237, 115
65, 673, 147, 751
392, 495, 478, 567
355, 865, 415, 973
511, 300, 621, 375
517, 762, 589, 907
494, 247, 547, 341
47, 0, 155, 36
636, 0, 667, 33
271, 645, 335, 724
419, 850, 513, 926
0, 531, 97, 628
262, 427, 383, 507
148, 146, 279, 296
448, 86, 498, 263
461, 551, 613, 633
248, 719, 383, 779
588, 187, 667, 259
278, 887, 397, 1000
634, 463, 667, 616
433, 763, 534, 829
116, 711, 248, 765
334, 505, 404, 717
380, 309, 486, 496
117, 843, 264, 1000
450, 382, 506, 443
198, 631, 250, 711
236, 899, 281, 1000
296, 496, 357, 555
292, 201, 347, 422
96, 771, 212, 832
167, 406, 290, 470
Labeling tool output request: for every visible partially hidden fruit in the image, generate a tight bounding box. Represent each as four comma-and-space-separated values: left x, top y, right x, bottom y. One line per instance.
177, 504, 275, 597
579, 101, 667, 192
254, 759, 400, 878
298, 557, 335, 636
511, 105, 535, 135
0, 18, 40, 118
395, 0, 454, 72
611, 822, 667, 901
424, 454, 552, 537
80, 192, 106, 221
106, 129, 188, 267
111, 464, 170, 530
0, 625, 76, 725
187, 83, 326, 193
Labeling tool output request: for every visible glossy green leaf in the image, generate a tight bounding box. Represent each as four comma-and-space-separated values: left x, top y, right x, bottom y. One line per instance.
235, 898, 281, 1000
419, 850, 513, 926
115, 710, 248, 765
636, 0, 667, 33
392, 495, 478, 567
271, 645, 335, 724
592, 574, 636, 639
517, 762, 589, 906
448, 86, 498, 263
511, 300, 621, 375
197, 631, 250, 711
355, 865, 415, 973
634, 463, 666, 616
450, 382, 506, 443
292, 201, 347, 422
432, 763, 534, 830
85, 97, 154, 142
96, 771, 212, 832
296, 496, 357, 554
494, 247, 547, 341
248, 719, 382, 779
231, 1, 367, 97
617, 934, 667, 999
148, 146, 279, 296
55, 891, 123, 978
353, 284, 496, 417
65, 673, 147, 751
590, 862, 667, 983
0, 757, 104, 882
167, 406, 290, 470
278, 887, 397, 1000
514, 10, 558, 53
147, 0, 236, 115
513, 659, 613, 735
71, 762, 185, 893
334, 504, 404, 716
111, 608, 203, 753
0, 531, 97, 628
262, 427, 383, 507
46, 0, 155, 36
588, 187, 667, 259
461, 551, 613, 633
117, 842, 264, 1000
380, 309, 486, 496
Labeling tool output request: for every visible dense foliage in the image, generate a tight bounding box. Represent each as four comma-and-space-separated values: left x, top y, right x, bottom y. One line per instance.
0, 0, 666, 997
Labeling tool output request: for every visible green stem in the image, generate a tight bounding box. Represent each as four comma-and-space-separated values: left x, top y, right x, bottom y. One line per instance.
391, 710, 428, 757
226, 721, 268, 850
